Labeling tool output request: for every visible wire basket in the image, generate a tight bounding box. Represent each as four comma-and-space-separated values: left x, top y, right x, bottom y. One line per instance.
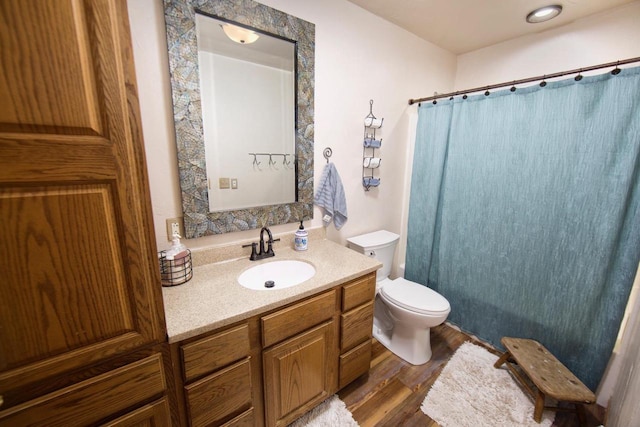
158, 249, 193, 287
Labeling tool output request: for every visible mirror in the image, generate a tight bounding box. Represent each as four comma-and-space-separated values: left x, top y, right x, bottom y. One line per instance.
164, 0, 315, 237
196, 14, 296, 212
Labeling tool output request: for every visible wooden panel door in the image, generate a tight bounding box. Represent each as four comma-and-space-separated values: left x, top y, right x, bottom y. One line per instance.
0, 0, 165, 398
262, 321, 337, 427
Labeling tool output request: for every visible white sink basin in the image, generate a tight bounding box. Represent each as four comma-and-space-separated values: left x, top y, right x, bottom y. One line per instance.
238, 260, 316, 290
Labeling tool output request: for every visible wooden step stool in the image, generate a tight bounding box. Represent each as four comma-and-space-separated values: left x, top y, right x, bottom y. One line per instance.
494, 337, 596, 424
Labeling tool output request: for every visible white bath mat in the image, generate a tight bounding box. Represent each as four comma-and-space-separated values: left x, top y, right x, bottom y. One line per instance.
421, 341, 554, 427
288, 395, 359, 427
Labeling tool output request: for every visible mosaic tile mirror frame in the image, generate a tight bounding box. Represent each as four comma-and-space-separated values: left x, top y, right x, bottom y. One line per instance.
164, 0, 315, 237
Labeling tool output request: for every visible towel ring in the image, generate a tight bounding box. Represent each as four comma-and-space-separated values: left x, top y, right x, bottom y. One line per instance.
323, 147, 332, 163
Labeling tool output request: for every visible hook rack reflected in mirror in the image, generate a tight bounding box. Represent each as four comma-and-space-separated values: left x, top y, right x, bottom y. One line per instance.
248, 153, 295, 170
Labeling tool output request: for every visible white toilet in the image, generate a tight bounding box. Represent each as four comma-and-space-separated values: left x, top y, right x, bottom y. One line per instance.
347, 230, 451, 365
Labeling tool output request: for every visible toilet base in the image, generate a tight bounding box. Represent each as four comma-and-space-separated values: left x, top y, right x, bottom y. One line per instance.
372, 321, 433, 365
372, 318, 391, 348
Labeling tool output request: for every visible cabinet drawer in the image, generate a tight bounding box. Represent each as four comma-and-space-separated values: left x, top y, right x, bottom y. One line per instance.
262, 290, 336, 347
185, 358, 252, 427
182, 323, 250, 381
102, 397, 171, 427
341, 301, 374, 351
339, 339, 372, 389
0, 354, 166, 427
221, 407, 254, 427
342, 273, 376, 311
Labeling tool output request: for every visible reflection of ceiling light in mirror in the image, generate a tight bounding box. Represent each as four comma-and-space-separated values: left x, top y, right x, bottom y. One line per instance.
526, 5, 562, 23
221, 24, 260, 44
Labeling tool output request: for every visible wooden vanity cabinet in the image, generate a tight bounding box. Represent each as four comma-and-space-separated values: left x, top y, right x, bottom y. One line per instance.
171, 272, 376, 427
0, 0, 171, 424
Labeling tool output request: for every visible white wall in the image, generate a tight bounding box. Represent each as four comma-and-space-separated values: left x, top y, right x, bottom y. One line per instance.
127, 0, 456, 252
451, 1, 640, 409
455, 2, 640, 89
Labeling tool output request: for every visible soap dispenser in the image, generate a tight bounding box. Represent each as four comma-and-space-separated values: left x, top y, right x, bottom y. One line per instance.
294, 221, 308, 251
161, 232, 192, 286
166, 232, 187, 261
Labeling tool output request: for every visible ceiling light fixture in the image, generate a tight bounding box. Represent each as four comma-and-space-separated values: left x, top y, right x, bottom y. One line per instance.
220, 24, 260, 44
526, 5, 563, 23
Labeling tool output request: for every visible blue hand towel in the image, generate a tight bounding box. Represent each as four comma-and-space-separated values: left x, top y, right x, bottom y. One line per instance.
363, 138, 382, 148
314, 163, 348, 229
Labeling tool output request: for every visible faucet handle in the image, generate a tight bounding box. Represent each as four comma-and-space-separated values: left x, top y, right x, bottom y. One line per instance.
266, 238, 280, 256
242, 242, 258, 260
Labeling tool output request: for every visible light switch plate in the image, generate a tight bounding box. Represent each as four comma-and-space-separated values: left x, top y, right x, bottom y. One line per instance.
231, 178, 238, 189
219, 177, 230, 189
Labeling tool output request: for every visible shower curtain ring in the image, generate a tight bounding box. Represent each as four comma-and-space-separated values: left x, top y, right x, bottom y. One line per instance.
612, 61, 621, 75
540, 75, 547, 87
575, 69, 583, 81
510, 81, 516, 92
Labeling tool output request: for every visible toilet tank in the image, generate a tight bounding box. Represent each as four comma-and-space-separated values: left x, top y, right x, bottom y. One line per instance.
346, 230, 400, 281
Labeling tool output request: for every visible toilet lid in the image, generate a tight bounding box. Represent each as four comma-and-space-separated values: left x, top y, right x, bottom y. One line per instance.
381, 278, 450, 315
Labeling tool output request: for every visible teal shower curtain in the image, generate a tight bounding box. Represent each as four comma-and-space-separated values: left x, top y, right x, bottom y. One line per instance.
406, 67, 640, 390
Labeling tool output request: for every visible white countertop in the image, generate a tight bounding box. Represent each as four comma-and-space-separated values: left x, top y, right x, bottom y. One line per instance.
162, 239, 381, 343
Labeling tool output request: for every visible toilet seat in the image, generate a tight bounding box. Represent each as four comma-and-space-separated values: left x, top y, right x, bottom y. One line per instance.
381, 278, 450, 315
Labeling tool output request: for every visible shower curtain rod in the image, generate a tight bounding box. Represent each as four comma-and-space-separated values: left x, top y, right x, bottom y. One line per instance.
408, 56, 640, 105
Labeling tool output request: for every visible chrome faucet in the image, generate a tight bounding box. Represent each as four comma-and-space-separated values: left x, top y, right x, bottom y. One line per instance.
242, 227, 280, 261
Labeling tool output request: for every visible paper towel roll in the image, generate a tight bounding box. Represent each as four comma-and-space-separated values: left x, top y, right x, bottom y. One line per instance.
364, 117, 383, 128
363, 157, 381, 168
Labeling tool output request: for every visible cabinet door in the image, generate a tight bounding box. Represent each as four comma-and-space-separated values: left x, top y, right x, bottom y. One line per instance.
0, 0, 165, 397
262, 321, 337, 427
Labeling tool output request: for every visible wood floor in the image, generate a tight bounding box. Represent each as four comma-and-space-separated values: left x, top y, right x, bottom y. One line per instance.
337, 323, 605, 427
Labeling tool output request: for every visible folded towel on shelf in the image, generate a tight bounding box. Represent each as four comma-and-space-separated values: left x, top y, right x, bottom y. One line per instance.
363, 138, 382, 148
363, 177, 380, 187
314, 162, 348, 229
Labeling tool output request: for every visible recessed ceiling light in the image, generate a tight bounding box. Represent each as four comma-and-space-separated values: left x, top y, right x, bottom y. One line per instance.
526, 5, 563, 23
